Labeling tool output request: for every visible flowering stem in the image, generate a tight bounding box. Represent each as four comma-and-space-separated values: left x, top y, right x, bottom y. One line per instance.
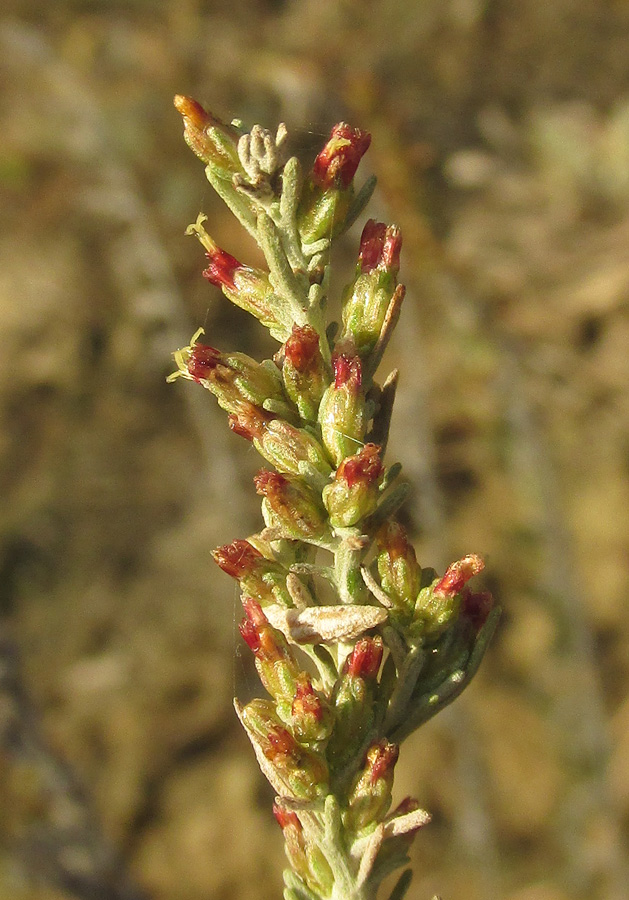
170, 96, 498, 900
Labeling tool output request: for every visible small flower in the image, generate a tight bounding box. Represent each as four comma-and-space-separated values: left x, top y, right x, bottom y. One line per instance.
239, 699, 329, 800
412, 554, 485, 639
253, 419, 333, 484
169, 330, 285, 415
255, 470, 329, 541
212, 539, 292, 607
185, 215, 292, 340
298, 123, 371, 244
345, 740, 399, 832
376, 521, 421, 616
173, 95, 242, 172
239, 599, 301, 705
434, 554, 484, 598
345, 635, 384, 680
282, 324, 330, 422
326, 636, 384, 772
318, 354, 366, 466
357, 219, 402, 275
322, 443, 383, 528
291, 674, 333, 743
273, 803, 334, 896
312, 123, 372, 190
340, 219, 404, 358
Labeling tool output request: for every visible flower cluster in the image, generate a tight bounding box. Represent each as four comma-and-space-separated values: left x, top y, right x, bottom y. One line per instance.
171, 96, 499, 900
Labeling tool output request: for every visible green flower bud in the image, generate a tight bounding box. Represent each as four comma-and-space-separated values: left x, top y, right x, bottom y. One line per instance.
255, 470, 329, 542
212, 539, 292, 608
255, 419, 334, 483
340, 219, 404, 357
240, 699, 329, 800
282, 324, 330, 422
326, 636, 383, 772
169, 330, 284, 414
376, 520, 421, 617
174, 95, 242, 174
412, 554, 485, 639
318, 354, 366, 466
297, 123, 371, 244
322, 443, 383, 528
344, 740, 399, 832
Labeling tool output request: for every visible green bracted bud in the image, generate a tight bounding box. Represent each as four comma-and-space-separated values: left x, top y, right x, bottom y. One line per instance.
376, 520, 421, 618
318, 354, 366, 466
239, 599, 301, 707
212, 539, 293, 608
322, 443, 383, 528
169, 330, 284, 414
297, 123, 371, 245
255, 419, 334, 483
282, 324, 330, 422
326, 636, 383, 773
340, 219, 404, 358
291, 674, 334, 744
240, 699, 329, 801
344, 740, 399, 833
411, 554, 485, 639
174, 95, 242, 174
273, 806, 334, 897
255, 470, 330, 542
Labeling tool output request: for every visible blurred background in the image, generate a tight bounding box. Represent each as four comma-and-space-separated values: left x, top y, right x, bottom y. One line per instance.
1, 2, 628, 899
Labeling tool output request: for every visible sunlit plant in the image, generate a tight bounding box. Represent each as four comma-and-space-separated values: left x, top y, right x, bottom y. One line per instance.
170, 94, 499, 900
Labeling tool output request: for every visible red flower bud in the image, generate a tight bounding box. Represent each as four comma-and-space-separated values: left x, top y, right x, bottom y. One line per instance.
313, 123, 371, 189
345, 636, 383, 679
273, 804, 302, 832
213, 539, 263, 578
367, 740, 399, 786
358, 219, 402, 275
185, 343, 221, 381
284, 325, 321, 373
434, 554, 485, 597
337, 443, 383, 489
202, 248, 242, 291
333, 353, 362, 390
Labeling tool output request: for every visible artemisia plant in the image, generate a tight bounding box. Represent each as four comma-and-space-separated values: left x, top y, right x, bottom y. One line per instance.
169, 94, 499, 900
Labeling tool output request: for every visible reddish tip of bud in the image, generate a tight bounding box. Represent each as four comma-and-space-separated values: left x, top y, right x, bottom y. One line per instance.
462, 590, 493, 630
346, 636, 384, 679
377, 521, 414, 561
186, 343, 221, 381
266, 726, 297, 762
358, 219, 402, 274
367, 740, 399, 785
332, 353, 362, 389
212, 540, 263, 577
313, 123, 371, 189
239, 614, 261, 652
284, 325, 321, 372
434, 554, 485, 597
337, 443, 383, 489
292, 676, 324, 722
202, 248, 242, 291
228, 403, 272, 441
173, 94, 211, 129
273, 803, 301, 831
254, 470, 288, 497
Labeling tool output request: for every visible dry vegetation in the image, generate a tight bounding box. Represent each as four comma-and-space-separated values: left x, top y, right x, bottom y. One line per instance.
1, 2, 628, 900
